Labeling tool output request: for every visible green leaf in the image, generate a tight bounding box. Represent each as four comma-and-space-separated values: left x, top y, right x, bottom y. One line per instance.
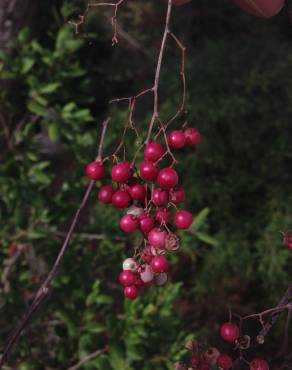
40, 82, 61, 94
196, 232, 219, 246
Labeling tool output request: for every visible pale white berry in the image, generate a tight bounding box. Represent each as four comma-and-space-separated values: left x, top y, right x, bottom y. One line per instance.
140, 265, 154, 283
127, 205, 144, 217
122, 258, 137, 272
155, 272, 167, 286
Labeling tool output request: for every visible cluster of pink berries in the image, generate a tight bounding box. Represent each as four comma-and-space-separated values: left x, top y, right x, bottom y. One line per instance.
175, 342, 233, 370
220, 322, 269, 370
86, 127, 200, 299
283, 231, 292, 250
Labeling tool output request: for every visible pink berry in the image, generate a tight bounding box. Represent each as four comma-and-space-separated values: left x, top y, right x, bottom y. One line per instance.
184, 127, 201, 146
111, 161, 132, 183
151, 188, 169, 206
167, 130, 186, 149
155, 208, 171, 224
157, 167, 178, 189
148, 227, 167, 249
124, 285, 139, 299
151, 255, 169, 273
112, 190, 131, 208
250, 359, 269, 370
139, 214, 155, 234
119, 270, 136, 286
140, 265, 154, 283
216, 354, 233, 370
128, 183, 146, 201
120, 214, 139, 232
141, 246, 153, 263
191, 355, 201, 367
139, 160, 158, 181
175, 210, 193, 229
144, 142, 164, 162
86, 161, 105, 180
169, 187, 185, 204
98, 185, 114, 203
220, 322, 240, 342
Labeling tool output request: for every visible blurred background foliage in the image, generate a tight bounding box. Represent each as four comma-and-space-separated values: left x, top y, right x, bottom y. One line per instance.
0, 0, 292, 368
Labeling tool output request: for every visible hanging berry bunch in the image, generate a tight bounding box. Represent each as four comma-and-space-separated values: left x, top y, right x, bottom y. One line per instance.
86, 127, 201, 299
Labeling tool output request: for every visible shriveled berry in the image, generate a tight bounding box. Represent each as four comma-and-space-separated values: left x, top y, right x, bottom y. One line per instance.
184, 127, 201, 146
98, 185, 114, 203
124, 285, 139, 299
111, 161, 132, 183
119, 270, 136, 286
120, 214, 139, 232
169, 187, 185, 204
250, 359, 269, 370
86, 161, 105, 180
216, 354, 233, 370
139, 214, 155, 234
128, 183, 146, 201
148, 227, 167, 249
151, 255, 169, 273
155, 208, 171, 224
157, 167, 178, 189
140, 160, 159, 181
152, 188, 169, 206
204, 348, 220, 365
155, 272, 168, 286
112, 190, 131, 208
144, 142, 164, 162
122, 258, 137, 272
175, 210, 193, 229
167, 130, 186, 149
220, 322, 240, 342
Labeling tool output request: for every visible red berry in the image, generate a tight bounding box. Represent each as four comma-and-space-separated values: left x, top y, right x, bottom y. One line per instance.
86, 161, 105, 180
151, 255, 169, 273
98, 185, 114, 203
120, 214, 139, 232
216, 354, 233, 370
169, 187, 185, 204
119, 270, 136, 286
112, 190, 131, 208
175, 210, 193, 229
128, 183, 146, 201
220, 322, 240, 342
155, 208, 171, 224
250, 359, 269, 370
167, 130, 186, 149
139, 214, 155, 234
157, 168, 178, 189
141, 246, 154, 263
148, 227, 167, 248
144, 142, 164, 162
199, 364, 210, 370
111, 161, 133, 183
140, 160, 159, 181
124, 285, 139, 299
184, 127, 201, 146
191, 355, 201, 367
151, 188, 169, 206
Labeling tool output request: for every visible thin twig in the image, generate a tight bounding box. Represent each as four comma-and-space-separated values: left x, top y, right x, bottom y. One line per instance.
0, 118, 110, 367
67, 347, 109, 370
145, 0, 173, 144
